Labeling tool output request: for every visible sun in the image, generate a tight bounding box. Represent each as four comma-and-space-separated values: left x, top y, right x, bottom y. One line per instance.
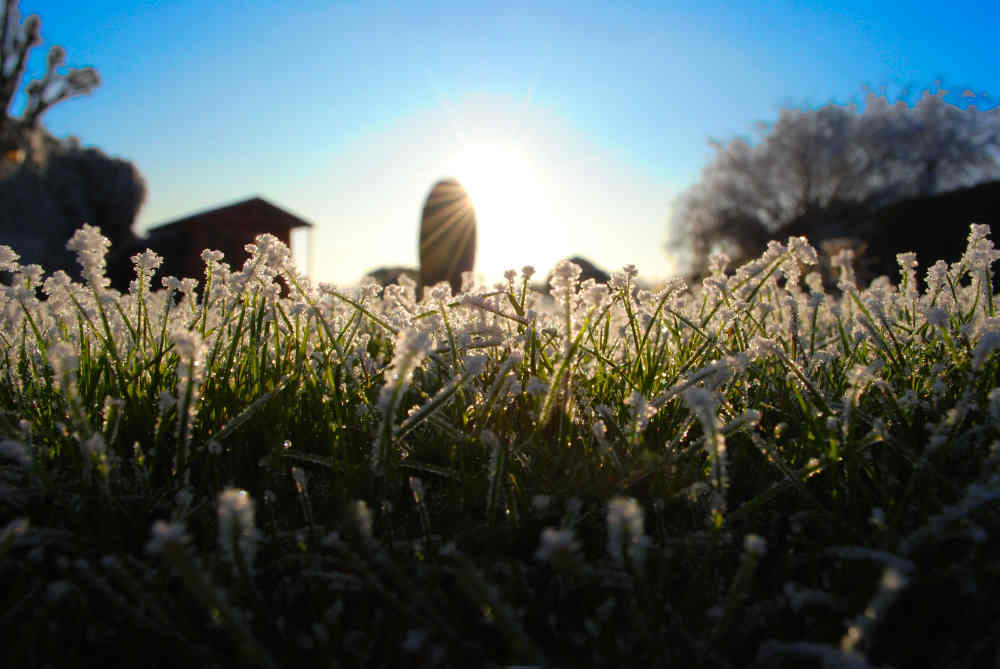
447, 139, 568, 283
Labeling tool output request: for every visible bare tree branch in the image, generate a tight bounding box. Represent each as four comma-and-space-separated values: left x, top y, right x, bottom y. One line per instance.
21, 45, 99, 126
0, 0, 40, 117
0, 0, 99, 128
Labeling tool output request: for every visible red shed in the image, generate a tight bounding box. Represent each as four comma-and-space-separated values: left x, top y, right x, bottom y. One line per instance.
144, 196, 314, 280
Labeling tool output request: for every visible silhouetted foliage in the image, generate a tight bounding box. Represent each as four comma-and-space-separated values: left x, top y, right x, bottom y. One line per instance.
779, 179, 1000, 288
668, 87, 1000, 279
1, 138, 144, 282
0, 0, 144, 285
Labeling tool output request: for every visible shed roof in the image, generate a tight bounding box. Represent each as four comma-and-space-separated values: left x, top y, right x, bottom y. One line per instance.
148, 196, 314, 234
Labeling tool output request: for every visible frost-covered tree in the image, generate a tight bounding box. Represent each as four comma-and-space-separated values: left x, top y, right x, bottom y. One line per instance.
0, 0, 144, 287
0, 0, 99, 129
667, 87, 1000, 278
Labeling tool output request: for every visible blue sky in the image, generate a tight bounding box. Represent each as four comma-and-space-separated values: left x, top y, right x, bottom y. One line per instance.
17, 0, 1000, 284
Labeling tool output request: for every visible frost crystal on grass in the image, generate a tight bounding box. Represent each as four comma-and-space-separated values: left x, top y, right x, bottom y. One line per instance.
145, 519, 190, 554
66, 223, 111, 290
581, 280, 609, 308
131, 249, 163, 273
549, 258, 582, 301
376, 329, 432, 413
961, 223, 1000, 273
607, 496, 646, 568
372, 328, 434, 472
46, 341, 78, 388
170, 328, 206, 450
349, 500, 373, 541
747, 336, 783, 360
625, 390, 656, 440
536, 526, 580, 564
788, 235, 819, 266
426, 282, 451, 303
924, 306, 949, 327
0, 245, 19, 272
683, 386, 728, 512
217, 488, 258, 568
682, 387, 716, 416
972, 330, 1000, 369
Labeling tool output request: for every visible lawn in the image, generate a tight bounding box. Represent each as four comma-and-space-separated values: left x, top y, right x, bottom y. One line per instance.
1, 224, 998, 667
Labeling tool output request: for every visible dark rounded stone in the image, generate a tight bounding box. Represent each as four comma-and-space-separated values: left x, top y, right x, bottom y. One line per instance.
419, 178, 476, 294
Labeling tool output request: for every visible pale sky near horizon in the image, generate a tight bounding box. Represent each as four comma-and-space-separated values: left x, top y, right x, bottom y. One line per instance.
14, 0, 1000, 285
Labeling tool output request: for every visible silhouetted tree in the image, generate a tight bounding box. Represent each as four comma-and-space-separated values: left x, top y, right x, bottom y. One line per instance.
667, 87, 1000, 278
0, 0, 144, 286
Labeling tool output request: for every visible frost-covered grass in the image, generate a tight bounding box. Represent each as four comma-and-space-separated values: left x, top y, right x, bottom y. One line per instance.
1, 224, 999, 667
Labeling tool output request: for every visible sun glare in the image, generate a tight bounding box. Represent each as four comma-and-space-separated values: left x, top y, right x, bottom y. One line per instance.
448, 140, 567, 282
